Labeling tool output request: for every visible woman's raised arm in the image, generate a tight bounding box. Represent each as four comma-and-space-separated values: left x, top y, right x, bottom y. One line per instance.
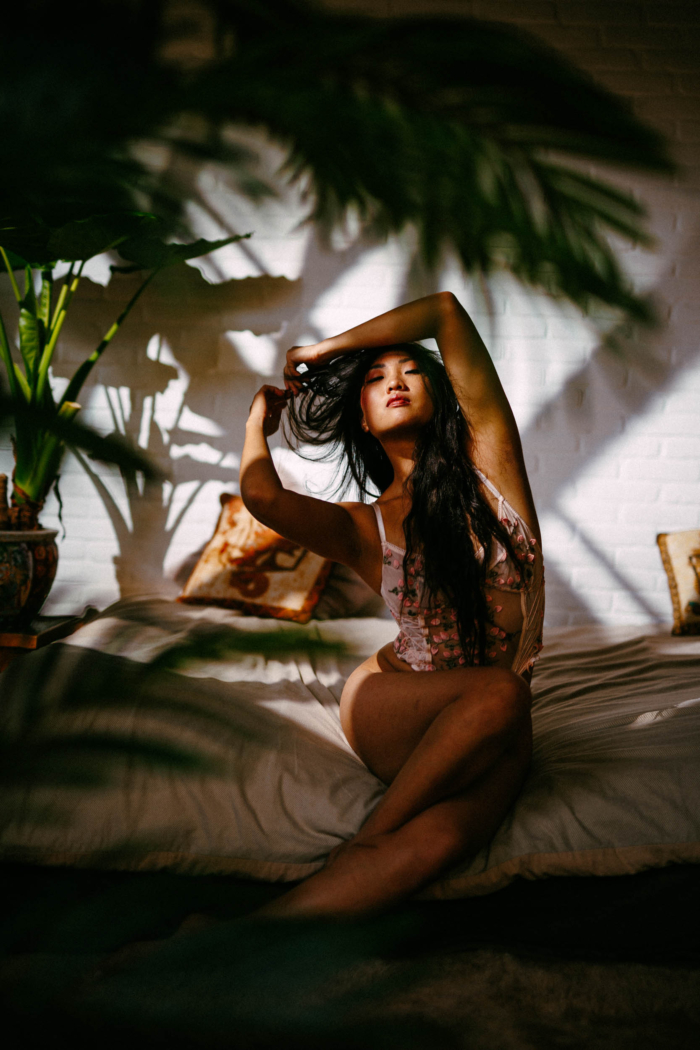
286, 293, 536, 529
240, 385, 374, 571
287, 293, 509, 436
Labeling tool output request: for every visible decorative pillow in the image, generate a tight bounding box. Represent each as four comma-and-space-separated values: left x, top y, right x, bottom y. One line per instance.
313, 562, 389, 620
657, 529, 700, 635
179, 495, 332, 623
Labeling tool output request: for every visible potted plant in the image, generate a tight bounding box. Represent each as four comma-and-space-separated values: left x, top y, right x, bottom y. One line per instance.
0, 212, 245, 625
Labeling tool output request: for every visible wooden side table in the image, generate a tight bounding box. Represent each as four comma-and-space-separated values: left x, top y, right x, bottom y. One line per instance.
0, 608, 99, 671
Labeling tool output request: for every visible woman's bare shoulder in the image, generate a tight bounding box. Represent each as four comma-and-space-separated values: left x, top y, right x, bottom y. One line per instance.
336, 500, 380, 536
336, 500, 384, 592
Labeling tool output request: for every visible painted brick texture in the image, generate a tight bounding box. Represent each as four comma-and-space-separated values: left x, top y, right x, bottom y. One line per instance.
1, 0, 698, 627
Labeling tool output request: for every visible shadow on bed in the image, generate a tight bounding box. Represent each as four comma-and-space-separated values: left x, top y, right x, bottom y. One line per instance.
1, 604, 700, 1046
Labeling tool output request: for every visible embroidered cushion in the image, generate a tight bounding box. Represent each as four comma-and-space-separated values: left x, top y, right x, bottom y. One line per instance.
179, 495, 331, 623
657, 530, 700, 635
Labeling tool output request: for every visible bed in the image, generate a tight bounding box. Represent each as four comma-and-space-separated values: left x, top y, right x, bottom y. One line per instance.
1, 598, 698, 893
2, 601, 700, 1048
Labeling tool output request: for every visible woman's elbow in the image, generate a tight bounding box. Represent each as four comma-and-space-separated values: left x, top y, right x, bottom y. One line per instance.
240, 483, 277, 524
436, 290, 460, 314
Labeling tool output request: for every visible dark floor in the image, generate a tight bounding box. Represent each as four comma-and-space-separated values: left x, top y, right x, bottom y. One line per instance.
1, 861, 699, 1049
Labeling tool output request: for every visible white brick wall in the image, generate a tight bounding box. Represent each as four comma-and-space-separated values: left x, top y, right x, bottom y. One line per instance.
1, 0, 699, 627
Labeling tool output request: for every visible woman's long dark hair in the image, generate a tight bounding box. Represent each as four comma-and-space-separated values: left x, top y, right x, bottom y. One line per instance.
286, 343, 515, 664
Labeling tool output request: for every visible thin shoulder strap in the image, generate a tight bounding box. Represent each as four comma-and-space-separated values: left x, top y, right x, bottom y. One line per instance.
372, 501, 387, 543
474, 467, 505, 516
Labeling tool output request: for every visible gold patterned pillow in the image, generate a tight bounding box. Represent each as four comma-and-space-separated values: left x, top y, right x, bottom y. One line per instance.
179, 495, 332, 623
657, 529, 700, 635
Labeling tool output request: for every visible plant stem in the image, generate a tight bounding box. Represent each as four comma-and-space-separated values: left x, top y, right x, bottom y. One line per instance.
60, 269, 157, 407
0, 311, 19, 401
50, 263, 74, 331
0, 246, 22, 303
21, 401, 81, 507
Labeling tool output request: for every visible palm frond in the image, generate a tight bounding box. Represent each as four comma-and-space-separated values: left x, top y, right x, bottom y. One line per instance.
0, 1, 673, 319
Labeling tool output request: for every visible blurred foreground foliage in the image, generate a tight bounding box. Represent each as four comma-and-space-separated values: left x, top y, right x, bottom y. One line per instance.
0, 5, 684, 1044
1, 0, 673, 323
0, 605, 348, 803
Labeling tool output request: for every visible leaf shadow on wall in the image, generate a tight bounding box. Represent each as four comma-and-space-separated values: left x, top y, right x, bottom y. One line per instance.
45, 208, 698, 622
399, 231, 699, 628
519, 244, 699, 627
171, 226, 386, 574
46, 223, 380, 601
48, 264, 302, 598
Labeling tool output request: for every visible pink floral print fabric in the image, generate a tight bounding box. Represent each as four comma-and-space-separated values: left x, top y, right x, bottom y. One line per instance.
374, 470, 544, 677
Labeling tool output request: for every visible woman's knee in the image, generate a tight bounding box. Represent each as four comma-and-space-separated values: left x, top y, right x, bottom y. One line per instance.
457, 668, 531, 740
492, 668, 531, 719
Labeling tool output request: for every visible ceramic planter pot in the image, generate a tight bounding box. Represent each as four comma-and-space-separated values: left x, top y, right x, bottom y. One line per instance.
0, 529, 59, 628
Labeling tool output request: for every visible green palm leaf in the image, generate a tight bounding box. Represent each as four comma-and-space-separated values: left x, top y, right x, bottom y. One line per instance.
0, 1, 673, 320
180, 2, 670, 316
46, 212, 159, 263
113, 232, 251, 273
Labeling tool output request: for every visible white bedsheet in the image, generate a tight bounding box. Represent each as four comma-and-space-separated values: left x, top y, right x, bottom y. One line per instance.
1, 602, 698, 895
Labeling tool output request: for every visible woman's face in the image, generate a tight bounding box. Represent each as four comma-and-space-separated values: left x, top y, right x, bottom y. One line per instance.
359, 350, 434, 440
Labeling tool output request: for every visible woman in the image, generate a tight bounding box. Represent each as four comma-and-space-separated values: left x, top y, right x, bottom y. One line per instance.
240, 292, 544, 917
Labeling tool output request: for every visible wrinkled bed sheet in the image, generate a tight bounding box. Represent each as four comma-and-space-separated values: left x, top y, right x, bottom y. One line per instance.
0, 599, 699, 896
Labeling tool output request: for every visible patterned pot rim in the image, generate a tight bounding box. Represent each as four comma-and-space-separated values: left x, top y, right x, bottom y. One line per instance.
0, 529, 58, 543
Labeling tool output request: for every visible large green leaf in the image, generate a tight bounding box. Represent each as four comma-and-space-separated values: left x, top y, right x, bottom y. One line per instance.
114, 232, 251, 272
47, 212, 160, 263
0, 312, 18, 399
0, 244, 30, 271
0, 218, 53, 268
13, 364, 31, 403
22, 264, 37, 314
18, 305, 44, 387
9, 401, 40, 485
38, 268, 52, 326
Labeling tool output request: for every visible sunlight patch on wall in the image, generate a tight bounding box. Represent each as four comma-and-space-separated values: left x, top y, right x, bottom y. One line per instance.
273, 446, 363, 503
147, 333, 180, 368
170, 441, 228, 465
187, 128, 312, 284
53, 255, 114, 287
163, 478, 235, 569
137, 394, 153, 449
178, 405, 225, 437
223, 330, 279, 376
307, 239, 408, 335
79, 382, 123, 434
163, 478, 201, 536
438, 264, 598, 433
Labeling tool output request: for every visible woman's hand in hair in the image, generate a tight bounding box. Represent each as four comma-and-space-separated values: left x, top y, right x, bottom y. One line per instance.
284, 343, 331, 393
247, 385, 291, 438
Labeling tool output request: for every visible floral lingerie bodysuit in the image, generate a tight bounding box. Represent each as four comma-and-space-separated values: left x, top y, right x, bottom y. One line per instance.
373, 470, 544, 677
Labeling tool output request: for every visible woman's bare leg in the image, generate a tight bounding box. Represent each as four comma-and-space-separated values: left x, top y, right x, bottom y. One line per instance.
350, 664, 530, 839
259, 660, 531, 917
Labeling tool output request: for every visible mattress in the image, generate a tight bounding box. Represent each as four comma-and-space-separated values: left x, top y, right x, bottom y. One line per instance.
0, 599, 698, 897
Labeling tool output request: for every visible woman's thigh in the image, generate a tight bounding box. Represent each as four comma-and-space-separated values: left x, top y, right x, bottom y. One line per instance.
340, 649, 527, 783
